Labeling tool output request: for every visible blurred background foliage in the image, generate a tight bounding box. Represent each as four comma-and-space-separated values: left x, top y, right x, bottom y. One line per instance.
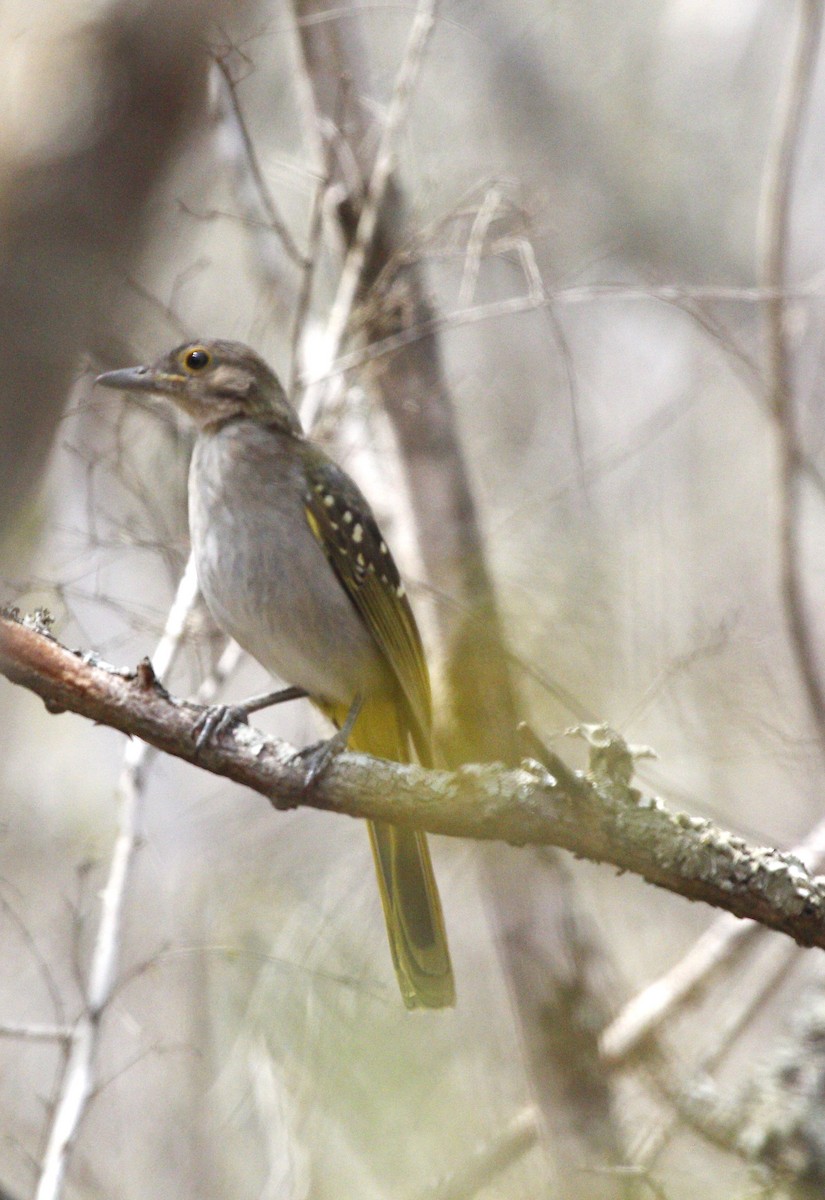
2, 1, 825, 1197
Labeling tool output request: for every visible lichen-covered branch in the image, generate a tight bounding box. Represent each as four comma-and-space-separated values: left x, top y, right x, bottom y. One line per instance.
3, 611, 825, 953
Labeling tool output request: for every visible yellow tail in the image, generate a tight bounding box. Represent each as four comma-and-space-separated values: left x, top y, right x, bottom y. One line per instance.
366, 821, 454, 1009
320, 696, 454, 1009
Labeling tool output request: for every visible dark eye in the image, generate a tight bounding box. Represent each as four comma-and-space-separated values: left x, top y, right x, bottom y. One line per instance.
184, 347, 210, 371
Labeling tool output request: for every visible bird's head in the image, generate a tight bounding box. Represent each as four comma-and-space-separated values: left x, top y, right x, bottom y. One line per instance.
95, 340, 303, 435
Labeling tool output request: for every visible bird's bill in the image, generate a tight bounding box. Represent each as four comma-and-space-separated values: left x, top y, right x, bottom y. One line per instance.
95, 365, 183, 395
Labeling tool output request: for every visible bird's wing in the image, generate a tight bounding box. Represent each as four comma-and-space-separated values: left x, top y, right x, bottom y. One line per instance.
302, 446, 432, 760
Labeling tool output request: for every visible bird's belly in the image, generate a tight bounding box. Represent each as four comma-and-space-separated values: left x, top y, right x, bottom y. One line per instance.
189, 461, 385, 706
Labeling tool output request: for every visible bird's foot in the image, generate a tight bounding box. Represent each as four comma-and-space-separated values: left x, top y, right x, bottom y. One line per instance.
192, 686, 308, 754
290, 728, 350, 789
291, 693, 363, 789
193, 704, 250, 753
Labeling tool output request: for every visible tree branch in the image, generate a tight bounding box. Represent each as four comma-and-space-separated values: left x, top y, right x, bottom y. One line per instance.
603, 0, 825, 1086
299, 0, 438, 426
601, 812, 825, 1067
30, 558, 203, 1200
4, 611, 825, 953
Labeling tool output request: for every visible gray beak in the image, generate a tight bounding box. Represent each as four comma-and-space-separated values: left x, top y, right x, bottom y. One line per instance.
95, 365, 157, 392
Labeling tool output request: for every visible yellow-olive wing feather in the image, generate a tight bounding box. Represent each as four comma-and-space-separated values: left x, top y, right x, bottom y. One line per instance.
301, 447, 432, 761
302, 445, 453, 1008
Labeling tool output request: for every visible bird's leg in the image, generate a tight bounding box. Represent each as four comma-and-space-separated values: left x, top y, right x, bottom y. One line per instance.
292, 694, 363, 789
194, 685, 308, 752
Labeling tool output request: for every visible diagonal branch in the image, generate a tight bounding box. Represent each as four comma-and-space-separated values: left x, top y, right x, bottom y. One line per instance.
601, 811, 825, 1067
4, 612, 825, 954
211, 54, 308, 269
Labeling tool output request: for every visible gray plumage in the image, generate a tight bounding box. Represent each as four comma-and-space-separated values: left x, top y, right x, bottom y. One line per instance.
190, 418, 389, 707
96, 339, 455, 1009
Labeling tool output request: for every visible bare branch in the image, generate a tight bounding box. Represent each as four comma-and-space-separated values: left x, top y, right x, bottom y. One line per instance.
210, 54, 307, 269
4, 613, 825, 956
417, 1106, 540, 1200
457, 183, 504, 307
300, 0, 438, 424
322, 276, 825, 381
0, 1023, 72, 1044
601, 813, 825, 1067
288, 155, 329, 399
760, 2, 825, 745
601, 1, 825, 1082
602, 915, 761, 1071
31, 557, 201, 1200
631, 935, 795, 1166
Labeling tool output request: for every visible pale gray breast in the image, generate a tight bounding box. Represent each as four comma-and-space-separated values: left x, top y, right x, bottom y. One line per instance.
189, 419, 387, 706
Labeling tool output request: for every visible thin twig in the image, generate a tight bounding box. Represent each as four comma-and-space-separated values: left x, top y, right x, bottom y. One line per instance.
416, 1106, 540, 1200
288, 162, 329, 400
33, 557, 201, 1200
123, 275, 193, 342
300, 0, 439, 426
601, 0, 825, 1108
0, 1023, 73, 1043
457, 183, 503, 307
0, 892, 66, 1036
283, 4, 349, 404
321, 276, 825, 380
211, 54, 307, 268
760, 1, 825, 740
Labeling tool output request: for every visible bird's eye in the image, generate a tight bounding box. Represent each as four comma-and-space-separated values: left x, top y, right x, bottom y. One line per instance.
183, 347, 210, 371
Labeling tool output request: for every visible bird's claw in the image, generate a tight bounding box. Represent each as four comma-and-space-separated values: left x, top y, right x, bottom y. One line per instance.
290, 728, 349, 790
193, 703, 250, 753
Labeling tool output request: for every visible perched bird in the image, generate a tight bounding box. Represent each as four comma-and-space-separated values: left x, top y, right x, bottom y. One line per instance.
97, 340, 455, 1009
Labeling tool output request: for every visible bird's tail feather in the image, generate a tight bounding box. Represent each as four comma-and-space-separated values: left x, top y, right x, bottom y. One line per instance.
321, 695, 455, 1009
367, 821, 455, 1009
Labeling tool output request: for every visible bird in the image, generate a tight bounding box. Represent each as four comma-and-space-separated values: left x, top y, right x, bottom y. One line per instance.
96, 339, 455, 1009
